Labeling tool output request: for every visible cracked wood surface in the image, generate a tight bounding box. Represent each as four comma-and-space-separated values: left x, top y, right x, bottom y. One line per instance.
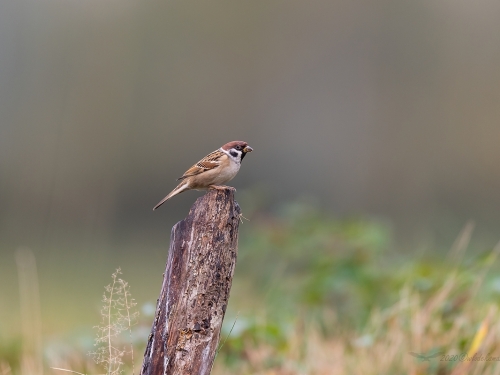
141, 189, 241, 375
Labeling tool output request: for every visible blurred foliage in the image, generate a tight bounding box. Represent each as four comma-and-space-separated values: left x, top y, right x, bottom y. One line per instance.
213, 202, 500, 374
237, 200, 394, 325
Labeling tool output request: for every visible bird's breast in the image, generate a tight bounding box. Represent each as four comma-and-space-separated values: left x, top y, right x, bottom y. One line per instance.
214, 159, 240, 184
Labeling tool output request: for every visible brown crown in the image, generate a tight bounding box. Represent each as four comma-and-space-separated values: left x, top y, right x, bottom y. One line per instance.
221, 141, 249, 151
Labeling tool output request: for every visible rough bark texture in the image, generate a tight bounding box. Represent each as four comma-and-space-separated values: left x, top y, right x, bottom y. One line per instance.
141, 189, 241, 375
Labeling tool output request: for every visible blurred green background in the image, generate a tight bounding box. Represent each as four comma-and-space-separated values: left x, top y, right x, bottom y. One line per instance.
1, 0, 500, 373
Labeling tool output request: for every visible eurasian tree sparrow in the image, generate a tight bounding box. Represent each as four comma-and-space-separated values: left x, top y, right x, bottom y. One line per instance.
153, 141, 253, 210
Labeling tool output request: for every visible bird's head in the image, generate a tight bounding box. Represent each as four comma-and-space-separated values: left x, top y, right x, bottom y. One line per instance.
222, 141, 253, 161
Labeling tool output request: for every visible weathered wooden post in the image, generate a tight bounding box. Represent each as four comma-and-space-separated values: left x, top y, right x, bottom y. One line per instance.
141, 189, 241, 375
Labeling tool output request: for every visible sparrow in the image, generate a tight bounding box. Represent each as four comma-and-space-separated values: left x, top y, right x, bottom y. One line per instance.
153, 140, 253, 210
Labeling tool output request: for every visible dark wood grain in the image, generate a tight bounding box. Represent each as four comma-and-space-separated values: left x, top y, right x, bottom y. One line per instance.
141, 189, 241, 375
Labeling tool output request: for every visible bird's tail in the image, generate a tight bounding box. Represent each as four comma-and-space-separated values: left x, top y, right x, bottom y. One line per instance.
153, 181, 190, 210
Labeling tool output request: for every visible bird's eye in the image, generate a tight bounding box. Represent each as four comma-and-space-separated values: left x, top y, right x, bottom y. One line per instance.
235, 145, 241, 150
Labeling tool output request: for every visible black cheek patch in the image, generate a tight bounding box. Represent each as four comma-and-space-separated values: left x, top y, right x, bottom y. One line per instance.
230, 150, 238, 157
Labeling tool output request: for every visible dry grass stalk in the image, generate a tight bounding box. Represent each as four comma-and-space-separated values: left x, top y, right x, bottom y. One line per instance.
15, 247, 43, 375
89, 268, 138, 375
52, 268, 138, 375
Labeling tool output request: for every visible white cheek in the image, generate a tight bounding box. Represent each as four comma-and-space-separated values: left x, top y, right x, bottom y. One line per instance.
231, 150, 243, 161
220, 147, 242, 163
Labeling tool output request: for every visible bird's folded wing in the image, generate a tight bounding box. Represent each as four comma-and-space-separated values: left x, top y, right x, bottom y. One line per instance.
177, 150, 226, 180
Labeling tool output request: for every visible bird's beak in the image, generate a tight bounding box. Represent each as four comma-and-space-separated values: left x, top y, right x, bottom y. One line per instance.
243, 146, 253, 153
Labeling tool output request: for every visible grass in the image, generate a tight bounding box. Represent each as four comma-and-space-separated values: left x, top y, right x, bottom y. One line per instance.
2, 202, 500, 374
87, 268, 138, 375
51, 268, 139, 375
212, 206, 500, 374
214, 267, 500, 374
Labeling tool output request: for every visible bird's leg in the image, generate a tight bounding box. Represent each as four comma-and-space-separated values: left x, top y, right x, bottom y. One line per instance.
208, 185, 236, 192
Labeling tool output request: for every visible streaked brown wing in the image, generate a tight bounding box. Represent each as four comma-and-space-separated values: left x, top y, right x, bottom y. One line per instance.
177, 150, 226, 180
